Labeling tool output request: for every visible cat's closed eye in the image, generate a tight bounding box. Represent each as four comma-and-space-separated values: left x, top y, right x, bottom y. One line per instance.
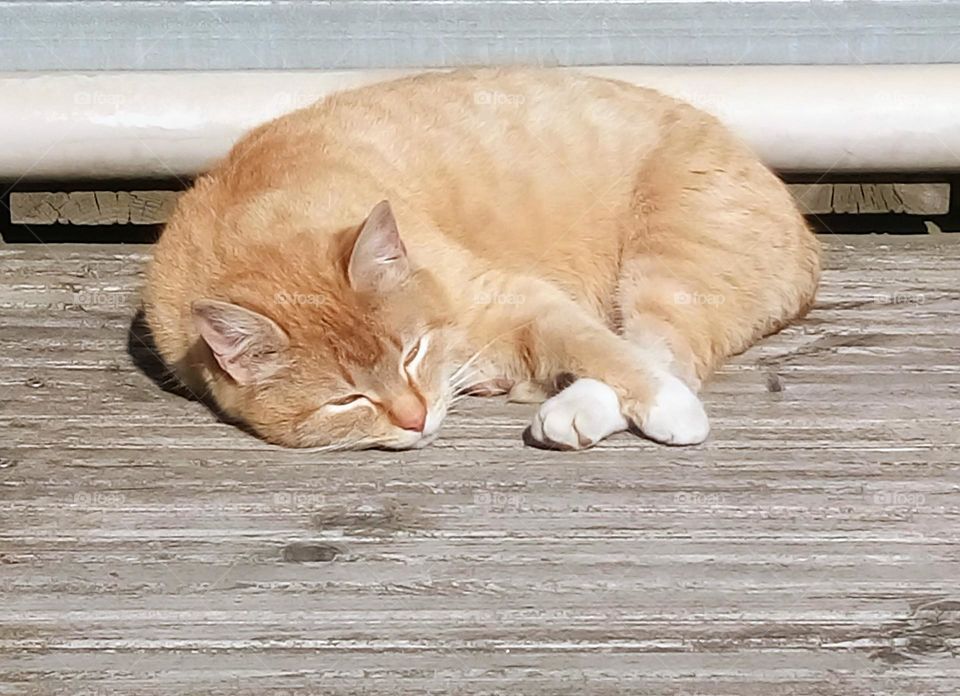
324, 394, 371, 412
403, 335, 428, 374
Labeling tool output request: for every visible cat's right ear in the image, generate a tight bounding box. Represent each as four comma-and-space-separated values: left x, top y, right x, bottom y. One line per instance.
192, 299, 289, 384
348, 200, 411, 294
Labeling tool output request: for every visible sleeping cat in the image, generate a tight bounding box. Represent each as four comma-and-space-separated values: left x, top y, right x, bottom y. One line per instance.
143, 68, 820, 450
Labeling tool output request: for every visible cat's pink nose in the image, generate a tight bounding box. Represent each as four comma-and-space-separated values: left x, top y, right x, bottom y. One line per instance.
387, 394, 427, 432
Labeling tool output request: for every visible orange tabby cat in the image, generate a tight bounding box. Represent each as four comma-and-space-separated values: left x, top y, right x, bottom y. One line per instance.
143, 68, 820, 450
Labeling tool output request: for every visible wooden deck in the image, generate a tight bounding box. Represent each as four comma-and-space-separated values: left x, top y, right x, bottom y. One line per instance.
1, 235, 959, 694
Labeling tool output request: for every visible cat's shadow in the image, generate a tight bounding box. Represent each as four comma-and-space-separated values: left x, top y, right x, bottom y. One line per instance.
127, 309, 195, 401
126, 309, 255, 435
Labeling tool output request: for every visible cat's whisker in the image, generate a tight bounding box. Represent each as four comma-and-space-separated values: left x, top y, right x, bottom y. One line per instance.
450, 371, 483, 393
446, 366, 483, 395
451, 363, 480, 379
448, 366, 477, 391
447, 318, 540, 394
449, 344, 493, 384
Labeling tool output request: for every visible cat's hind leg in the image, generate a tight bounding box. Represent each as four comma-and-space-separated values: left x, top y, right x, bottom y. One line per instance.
477, 274, 710, 448
615, 244, 813, 393
615, 145, 821, 401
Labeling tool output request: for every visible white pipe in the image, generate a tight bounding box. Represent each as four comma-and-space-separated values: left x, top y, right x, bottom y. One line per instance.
0, 65, 958, 180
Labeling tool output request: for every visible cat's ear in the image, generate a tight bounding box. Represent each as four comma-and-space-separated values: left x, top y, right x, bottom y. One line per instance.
348, 200, 410, 294
192, 299, 289, 384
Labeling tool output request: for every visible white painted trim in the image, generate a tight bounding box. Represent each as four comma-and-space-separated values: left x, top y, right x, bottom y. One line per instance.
1, 65, 957, 179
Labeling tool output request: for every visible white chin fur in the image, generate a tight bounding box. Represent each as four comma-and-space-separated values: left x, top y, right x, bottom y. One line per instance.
423, 404, 445, 438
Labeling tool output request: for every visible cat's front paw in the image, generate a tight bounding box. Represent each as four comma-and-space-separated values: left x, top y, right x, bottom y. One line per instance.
639, 374, 710, 445
527, 378, 627, 450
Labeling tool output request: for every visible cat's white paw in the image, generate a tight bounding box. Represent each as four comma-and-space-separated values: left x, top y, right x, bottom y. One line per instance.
639, 374, 709, 445
529, 378, 627, 450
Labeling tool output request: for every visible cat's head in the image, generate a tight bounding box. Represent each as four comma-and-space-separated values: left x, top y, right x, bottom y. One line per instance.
191, 201, 465, 449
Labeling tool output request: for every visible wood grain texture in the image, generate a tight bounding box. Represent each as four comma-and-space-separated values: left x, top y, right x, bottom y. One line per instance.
791, 183, 950, 215
1, 236, 959, 695
9, 185, 951, 228
9, 191, 177, 226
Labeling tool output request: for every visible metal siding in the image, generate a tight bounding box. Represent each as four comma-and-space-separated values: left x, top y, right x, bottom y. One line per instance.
0, 1, 958, 71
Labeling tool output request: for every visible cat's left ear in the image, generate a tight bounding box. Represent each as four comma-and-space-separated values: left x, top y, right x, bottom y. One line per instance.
192, 299, 289, 385
348, 200, 410, 294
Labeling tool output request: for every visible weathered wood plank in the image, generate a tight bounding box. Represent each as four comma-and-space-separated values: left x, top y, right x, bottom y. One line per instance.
8, 184, 953, 226
1, 235, 958, 694
825, 183, 952, 215
8, 191, 176, 225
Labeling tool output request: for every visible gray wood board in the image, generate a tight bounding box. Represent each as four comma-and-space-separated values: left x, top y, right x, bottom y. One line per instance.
8, 185, 952, 228
1, 235, 959, 694
8, 191, 178, 226
1, 1, 960, 71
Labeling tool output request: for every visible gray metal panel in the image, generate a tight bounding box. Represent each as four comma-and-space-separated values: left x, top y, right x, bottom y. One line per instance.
0, 1, 959, 71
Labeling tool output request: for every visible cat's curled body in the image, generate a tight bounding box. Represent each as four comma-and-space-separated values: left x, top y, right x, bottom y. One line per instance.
144, 68, 820, 450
